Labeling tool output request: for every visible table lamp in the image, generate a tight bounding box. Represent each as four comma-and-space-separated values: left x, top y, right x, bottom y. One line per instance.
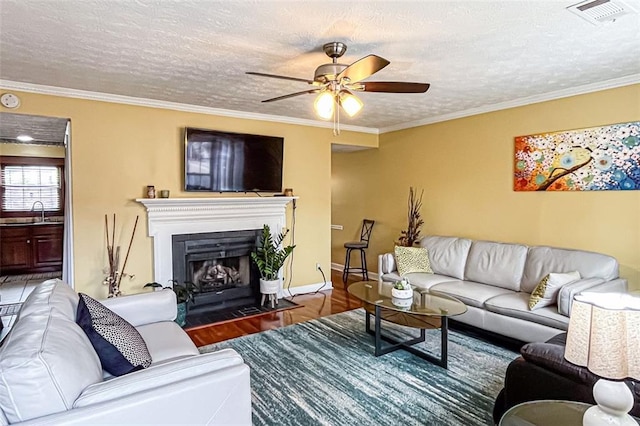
564, 292, 640, 425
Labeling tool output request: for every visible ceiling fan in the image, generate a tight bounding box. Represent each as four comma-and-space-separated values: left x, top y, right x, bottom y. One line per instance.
247, 42, 430, 134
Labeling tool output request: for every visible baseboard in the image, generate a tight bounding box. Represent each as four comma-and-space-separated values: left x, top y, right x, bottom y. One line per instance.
330, 263, 379, 281
282, 280, 334, 297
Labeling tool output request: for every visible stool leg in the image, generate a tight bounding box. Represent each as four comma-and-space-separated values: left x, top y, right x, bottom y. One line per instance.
361, 249, 368, 281
261, 294, 266, 306
343, 248, 352, 284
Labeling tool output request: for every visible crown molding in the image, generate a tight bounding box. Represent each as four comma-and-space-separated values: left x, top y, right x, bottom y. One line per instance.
379, 74, 640, 134
2, 74, 637, 137
0, 80, 379, 135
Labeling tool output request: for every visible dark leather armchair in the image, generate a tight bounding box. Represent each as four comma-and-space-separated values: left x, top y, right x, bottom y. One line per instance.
493, 333, 640, 424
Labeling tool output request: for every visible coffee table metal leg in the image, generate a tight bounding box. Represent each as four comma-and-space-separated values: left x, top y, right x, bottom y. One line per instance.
375, 305, 382, 356
441, 316, 448, 369
366, 305, 448, 368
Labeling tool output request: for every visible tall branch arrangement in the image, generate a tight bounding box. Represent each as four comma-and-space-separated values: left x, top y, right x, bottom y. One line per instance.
104, 214, 139, 297
397, 187, 424, 247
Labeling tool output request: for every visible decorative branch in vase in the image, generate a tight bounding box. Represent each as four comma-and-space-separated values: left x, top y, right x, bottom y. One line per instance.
397, 187, 424, 247
103, 214, 139, 297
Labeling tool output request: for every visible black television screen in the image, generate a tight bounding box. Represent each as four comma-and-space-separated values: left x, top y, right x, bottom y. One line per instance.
184, 128, 284, 192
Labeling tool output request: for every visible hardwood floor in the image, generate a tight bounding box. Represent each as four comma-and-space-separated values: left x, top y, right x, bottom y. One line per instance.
186, 269, 365, 347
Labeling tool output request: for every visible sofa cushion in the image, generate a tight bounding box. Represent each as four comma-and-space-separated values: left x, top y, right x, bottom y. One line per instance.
464, 240, 528, 291
75, 349, 245, 408
394, 246, 433, 275
381, 271, 402, 283
521, 246, 619, 293
430, 281, 514, 308
0, 315, 102, 423
403, 274, 462, 291
529, 271, 581, 310
420, 236, 472, 280
18, 278, 78, 320
77, 293, 152, 376
137, 322, 199, 364
485, 293, 569, 330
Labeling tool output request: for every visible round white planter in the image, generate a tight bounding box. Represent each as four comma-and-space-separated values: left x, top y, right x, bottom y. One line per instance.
260, 278, 281, 294
392, 288, 413, 299
391, 297, 413, 308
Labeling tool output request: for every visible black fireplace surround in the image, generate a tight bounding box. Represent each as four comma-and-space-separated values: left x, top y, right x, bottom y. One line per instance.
172, 229, 261, 313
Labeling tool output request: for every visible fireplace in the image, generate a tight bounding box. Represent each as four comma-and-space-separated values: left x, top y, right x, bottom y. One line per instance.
136, 197, 295, 302
172, 230, 261, 312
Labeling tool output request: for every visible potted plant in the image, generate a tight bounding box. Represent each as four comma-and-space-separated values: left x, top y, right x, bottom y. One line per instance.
144, 280, 197, 327
391, 278, 413, 299
251, 224, 295, 300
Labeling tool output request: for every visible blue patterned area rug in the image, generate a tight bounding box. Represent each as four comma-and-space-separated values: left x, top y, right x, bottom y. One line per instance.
199, 308, 517, 426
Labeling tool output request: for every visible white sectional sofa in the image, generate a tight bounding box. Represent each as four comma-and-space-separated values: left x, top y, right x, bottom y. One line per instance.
378, 236, 627, 343
0, 279, 251, 425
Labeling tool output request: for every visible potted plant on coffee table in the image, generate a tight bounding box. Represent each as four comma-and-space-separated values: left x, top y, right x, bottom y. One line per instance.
144, 280, 197, 327
251, 224, 295, 307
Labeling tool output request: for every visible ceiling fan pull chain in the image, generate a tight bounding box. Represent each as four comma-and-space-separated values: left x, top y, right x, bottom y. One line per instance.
334, 96, 340, 136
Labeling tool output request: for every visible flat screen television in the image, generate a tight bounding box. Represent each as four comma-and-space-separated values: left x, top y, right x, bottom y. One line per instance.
184, 127, 284, 192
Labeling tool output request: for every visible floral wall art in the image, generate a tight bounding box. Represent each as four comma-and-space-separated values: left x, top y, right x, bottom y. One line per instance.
514, 121, 640, 191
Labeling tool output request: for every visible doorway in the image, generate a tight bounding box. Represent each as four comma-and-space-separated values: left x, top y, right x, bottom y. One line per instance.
0, 112, 73, 337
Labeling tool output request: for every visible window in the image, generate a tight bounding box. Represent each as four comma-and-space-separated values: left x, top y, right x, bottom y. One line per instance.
0, 156, 65, 217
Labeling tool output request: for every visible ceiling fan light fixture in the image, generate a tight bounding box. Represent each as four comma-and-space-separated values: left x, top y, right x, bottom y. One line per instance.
314, 91, 335, 120
16, 134, 34, 142
339, 91, 363, 117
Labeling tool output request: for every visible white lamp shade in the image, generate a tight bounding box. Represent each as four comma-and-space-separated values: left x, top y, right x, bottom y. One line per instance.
564, 292, 640, 380
339, 91, 363, 117
314, 92, 335, 120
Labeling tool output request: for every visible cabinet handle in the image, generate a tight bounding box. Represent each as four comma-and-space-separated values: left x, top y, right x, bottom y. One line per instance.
26, 240, 30, 244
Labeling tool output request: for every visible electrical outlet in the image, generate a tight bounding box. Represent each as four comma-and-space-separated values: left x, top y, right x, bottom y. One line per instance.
316, 262, 321, 271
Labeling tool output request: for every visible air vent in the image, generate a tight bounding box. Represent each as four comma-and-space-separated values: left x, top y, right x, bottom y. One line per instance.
567, 0, 637, 25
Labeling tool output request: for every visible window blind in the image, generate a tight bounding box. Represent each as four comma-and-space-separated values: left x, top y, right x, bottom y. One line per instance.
1, 165, 61, 211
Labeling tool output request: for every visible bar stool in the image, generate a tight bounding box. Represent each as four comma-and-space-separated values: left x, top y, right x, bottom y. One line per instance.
342, 219, 375, 285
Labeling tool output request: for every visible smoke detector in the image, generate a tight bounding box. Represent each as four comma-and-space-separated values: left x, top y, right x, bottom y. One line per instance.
567, 0, 638, 25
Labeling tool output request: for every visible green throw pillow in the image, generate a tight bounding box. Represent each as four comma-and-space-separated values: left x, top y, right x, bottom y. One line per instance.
529, 271, 581, 310
394, 246, 433, 276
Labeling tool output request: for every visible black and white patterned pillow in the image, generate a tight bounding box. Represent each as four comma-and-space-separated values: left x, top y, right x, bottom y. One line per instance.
76, 293, 152, 376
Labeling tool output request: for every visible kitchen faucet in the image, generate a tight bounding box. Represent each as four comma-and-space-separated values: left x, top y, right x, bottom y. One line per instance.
31, 201, 45, 223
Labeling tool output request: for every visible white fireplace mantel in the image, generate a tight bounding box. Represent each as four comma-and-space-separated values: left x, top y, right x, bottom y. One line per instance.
136, 197, 296, 287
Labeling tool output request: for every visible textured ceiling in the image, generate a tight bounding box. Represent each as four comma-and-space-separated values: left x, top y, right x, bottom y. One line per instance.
0, 113, 67, 145
0, 0, 639, 131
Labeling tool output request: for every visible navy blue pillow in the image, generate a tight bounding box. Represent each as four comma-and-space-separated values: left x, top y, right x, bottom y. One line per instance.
76, 293, 152, 376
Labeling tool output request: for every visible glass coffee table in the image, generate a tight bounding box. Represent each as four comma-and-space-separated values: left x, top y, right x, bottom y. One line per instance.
347, 281, 467, 368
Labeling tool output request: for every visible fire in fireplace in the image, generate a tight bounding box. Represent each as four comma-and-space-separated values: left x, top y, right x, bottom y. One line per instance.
192, 258, 246, 291
172, 230, 261, 313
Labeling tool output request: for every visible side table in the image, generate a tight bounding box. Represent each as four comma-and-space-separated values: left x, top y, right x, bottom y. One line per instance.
499, 400, 591, 425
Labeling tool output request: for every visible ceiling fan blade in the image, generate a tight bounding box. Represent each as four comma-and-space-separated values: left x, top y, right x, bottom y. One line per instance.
246, 71, 314, 84
359, 82, 430, 93
262, 89, 320, 103
337, 55, 390, 84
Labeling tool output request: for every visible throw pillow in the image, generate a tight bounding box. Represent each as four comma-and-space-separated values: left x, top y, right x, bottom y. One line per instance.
529, 271, 581, 310
394, 246, 433, 276
76, 293, 152, 376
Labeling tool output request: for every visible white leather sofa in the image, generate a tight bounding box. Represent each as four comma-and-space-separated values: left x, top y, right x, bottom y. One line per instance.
0, 279, 251, 425
378, 236, 627, 343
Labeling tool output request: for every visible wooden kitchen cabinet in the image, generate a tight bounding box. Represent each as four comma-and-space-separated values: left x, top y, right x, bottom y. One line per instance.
0, 224, 63, 274
0, 227, 30, 272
